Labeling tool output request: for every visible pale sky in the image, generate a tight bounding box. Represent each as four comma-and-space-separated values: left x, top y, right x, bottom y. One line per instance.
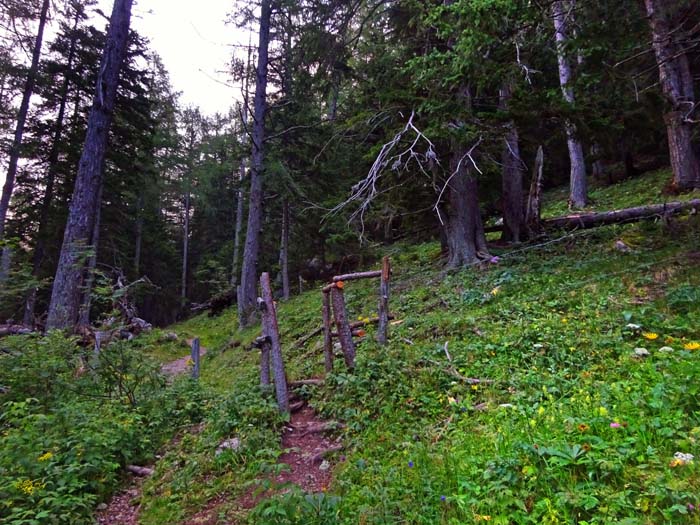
0, 1, 251, 188
128, 0, 246, 114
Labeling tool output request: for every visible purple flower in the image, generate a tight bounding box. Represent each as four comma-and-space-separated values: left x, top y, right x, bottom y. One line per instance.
408, 461, 414, 468
610, 422, 621, 428
489, 256, 501, 264
440, 495, 446, 502
689, 503, 696, 512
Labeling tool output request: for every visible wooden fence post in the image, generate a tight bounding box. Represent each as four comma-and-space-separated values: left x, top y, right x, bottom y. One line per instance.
260, 272, 289, 413
377, 256, 391, 344
322, 290, 333, 373
330, 282, 356, 370
191, 337, 200, 380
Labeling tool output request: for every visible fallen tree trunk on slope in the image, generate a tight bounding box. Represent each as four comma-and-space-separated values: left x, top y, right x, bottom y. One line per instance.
487, 199, 700, 233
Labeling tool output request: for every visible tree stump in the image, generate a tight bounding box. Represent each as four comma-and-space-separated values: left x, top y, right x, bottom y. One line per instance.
191, 338, 200, 380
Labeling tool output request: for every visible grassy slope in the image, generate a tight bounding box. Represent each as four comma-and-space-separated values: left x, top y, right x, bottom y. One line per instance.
138, 170, 700, 525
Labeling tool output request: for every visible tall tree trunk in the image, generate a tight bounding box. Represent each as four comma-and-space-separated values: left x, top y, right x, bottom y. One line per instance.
133, 192, 144, 274
231, 41, 252, 287
0, 0, 51, 241
78, 183, 103, 327
239, 0, 272, 328
24, 6, 82, 326
499, 83, 524, 243
181, 185, 190, 308
552, 0, 588, 209
644, 0, 700, 190
445, 141, 490, 268
46, 0, 134, 330
525, 145, 545, 237
279, 199, 290, 300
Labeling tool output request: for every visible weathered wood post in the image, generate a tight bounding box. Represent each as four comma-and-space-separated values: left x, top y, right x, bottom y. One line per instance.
191, 337, 200, 380
377, 256, 391, 344
253, 335, 271, 387
330, 281, 356, 370
259, 272, 289, 413
322, 290, 333, 373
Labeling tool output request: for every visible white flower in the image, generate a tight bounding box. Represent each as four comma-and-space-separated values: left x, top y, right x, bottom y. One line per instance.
673, 452, 694, 464
658, 346, 674, 353
633, 347, 650, 357
626, 323, 641, 330
533, 343, 544, 349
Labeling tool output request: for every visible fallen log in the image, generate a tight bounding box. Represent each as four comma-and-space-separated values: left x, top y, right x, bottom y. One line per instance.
0, 325, 34, 337
486, 199, 700, 233
290, 378, 324, 387
126, 465, 154, 477
310, 445, 344, 464
299, 421, 345, 437
332, 270, 382, 282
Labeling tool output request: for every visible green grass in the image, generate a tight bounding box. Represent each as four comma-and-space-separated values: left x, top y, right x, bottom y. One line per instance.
542, 168, 700, 218
131, 168, 700, 524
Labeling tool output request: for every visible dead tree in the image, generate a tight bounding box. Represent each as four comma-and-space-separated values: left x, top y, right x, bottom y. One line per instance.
259, 272, 289, 413
322, 290, 333, 373
525, 146, 544, 237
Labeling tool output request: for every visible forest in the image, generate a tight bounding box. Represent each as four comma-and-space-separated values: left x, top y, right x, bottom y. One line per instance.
0, 0, 699, 524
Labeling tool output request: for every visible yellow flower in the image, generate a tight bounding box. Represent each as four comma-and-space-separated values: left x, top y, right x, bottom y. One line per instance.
537, 406, 545, 416
14, 479, 45, 495
684, 341, 700, 351
490, 286, 501, 296
37, 451, 53, 462
185, 357, 194, 367
577, 423, 590, 433
447, 396, 457, 405
669, 458, 683, 468
475, 515, 492, 522
598, 406, 608, 417
642, 332, 659, 340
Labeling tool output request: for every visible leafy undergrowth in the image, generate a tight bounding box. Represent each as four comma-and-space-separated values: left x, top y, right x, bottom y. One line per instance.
2, 169, 700, 524
136, 178, 700, 525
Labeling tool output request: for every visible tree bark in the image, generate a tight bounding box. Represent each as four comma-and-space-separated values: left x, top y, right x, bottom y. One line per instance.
0, 0, 51, 241
279, 198, 290, 300
322, 290, 333, 373
644, 0, 700, 191
24, 6, 82, 326
552, 0, 588, 209
330, 284, 356, 370
445, 143, 489, 268
525, 145, 545, 237
260, 272, 289, 413
181, 184, 190, 308
239, 0, 272, 328
46, 0, 134, 330
499, 83, 524, 243
77, 183, 103, 327
134, 192, 144, 274
376, 256, 390, 345
231, 44, 252, 287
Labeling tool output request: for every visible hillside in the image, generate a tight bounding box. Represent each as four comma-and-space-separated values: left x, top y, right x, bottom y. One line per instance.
139, 170, 700, 524
2, 169, 700, 524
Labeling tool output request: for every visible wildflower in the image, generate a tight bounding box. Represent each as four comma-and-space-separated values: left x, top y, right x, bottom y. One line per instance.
642, 332, 659, 340
577, 423, 590, 433
634, 347, 650, 357
185, 357, 194, 367
689, 503, 696, 512
658, 346, 674, 353
533, 343, 544, 349
684, 341, 700, 351
626, 323, 641, 330
37, 451, 53, 462
408, 461, 414, 468
489, 256, 500, 264
610, 422, 621, 428
490, 286, 501, 296
537, 406, 545, 416
475, 515, 492, 522
673, 452, 694, 464
14, 479, 45, 495
447, 396, 457, 405
561, 318, 568, 324
665, 336, 675, 344
440, 495, 447, 502
582, 443, 592, 453
597, 406, 608, 417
